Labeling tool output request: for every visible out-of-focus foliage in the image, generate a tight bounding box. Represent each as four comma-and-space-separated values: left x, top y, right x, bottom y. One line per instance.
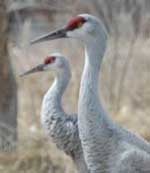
0, 0, 17, 152
0, 0, 150, 173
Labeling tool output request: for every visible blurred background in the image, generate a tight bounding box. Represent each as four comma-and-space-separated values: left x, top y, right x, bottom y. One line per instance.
0, 0, 150, 172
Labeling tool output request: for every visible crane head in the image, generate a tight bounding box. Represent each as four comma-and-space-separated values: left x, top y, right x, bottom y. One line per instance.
31, 14, 107, 44
20, 53, 70, 77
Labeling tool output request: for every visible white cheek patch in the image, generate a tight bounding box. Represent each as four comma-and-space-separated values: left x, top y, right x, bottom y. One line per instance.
44, 64, 51, 70
67, 30, 77, 38
67, 29, 85, 41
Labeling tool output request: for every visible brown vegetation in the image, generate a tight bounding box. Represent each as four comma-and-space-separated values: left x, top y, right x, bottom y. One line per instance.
0, 0, 150, 173
0, 0, 17, 152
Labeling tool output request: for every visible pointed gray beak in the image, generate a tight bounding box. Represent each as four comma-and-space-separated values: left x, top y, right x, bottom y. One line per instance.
20, 64, 45, 77
30, 27, 67, 45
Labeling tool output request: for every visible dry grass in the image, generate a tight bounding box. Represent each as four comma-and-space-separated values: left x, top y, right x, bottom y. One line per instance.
1, 0, 150, 172
5, 37, 150, 173
0, 131, 75, 173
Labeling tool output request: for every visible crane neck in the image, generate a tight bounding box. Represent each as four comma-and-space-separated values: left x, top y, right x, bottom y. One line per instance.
82, 33, 107, 99
44, 68, 71, 112
78, 31, 108, 125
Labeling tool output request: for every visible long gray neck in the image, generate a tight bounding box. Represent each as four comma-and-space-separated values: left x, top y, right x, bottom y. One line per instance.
43, 68, 70, 114
78, 32, 109, 128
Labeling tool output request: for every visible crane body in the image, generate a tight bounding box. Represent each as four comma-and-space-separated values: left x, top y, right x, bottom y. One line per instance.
21, 53, 89, 173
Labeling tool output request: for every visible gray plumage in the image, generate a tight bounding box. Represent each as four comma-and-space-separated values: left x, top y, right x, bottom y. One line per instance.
73, 14, 150, 173
40, 53, 89, 173
29, 14, 150, 173
21, 53, 89, 173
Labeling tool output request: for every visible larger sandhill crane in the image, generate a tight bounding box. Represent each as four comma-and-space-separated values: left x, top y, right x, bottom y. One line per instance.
31, 14, 150, 172
21, 53, 89, 173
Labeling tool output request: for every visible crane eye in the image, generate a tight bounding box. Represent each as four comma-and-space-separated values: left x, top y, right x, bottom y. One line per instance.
78, 22, 83, 28
44, 56, 56, 65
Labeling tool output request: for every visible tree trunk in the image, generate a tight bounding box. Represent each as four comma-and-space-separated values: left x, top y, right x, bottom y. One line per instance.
0, 0, 17, 152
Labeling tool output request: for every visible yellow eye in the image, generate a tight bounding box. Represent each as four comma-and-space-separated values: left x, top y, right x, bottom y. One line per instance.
78, 22, 83, 28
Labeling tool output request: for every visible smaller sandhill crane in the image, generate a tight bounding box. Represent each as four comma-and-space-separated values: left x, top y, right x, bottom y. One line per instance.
20, 53, 89, 173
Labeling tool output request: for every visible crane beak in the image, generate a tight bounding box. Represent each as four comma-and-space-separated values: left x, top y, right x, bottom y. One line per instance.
20, 64, 45, 77
30, 27, 67, 45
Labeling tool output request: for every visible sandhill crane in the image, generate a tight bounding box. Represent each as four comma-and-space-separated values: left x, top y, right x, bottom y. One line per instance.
21, 53, 89, 173
31, 15, 150, 172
